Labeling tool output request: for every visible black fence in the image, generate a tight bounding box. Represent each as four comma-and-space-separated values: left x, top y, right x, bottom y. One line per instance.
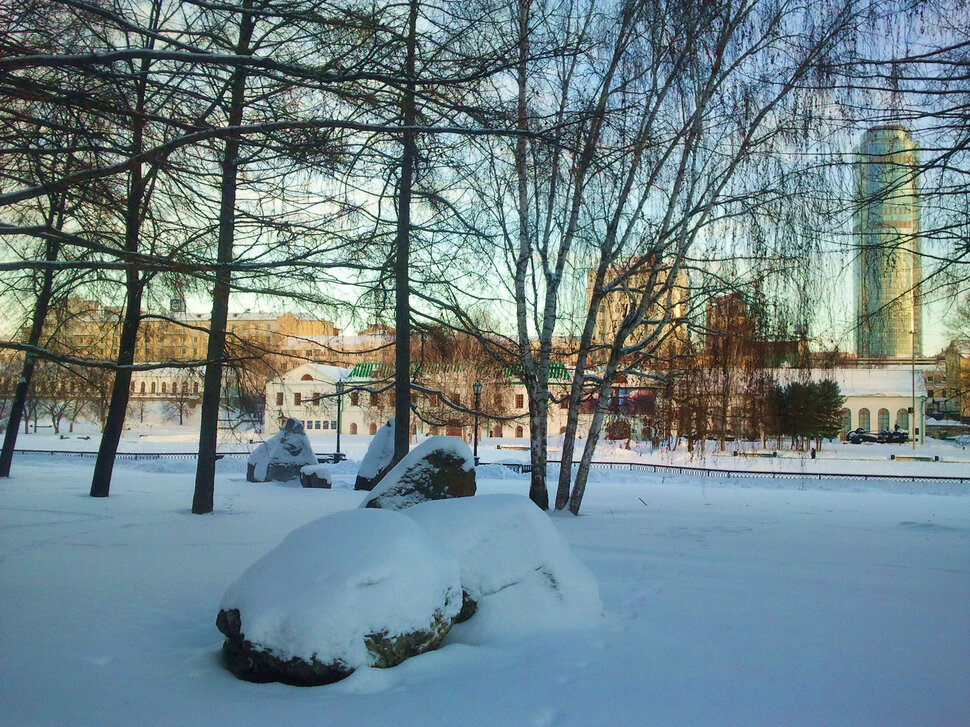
13, 449, 969, 485
482, 459, 970, 484
13, 449, 249, 461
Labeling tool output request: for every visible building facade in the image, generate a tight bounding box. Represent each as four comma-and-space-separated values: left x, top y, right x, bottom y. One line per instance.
855, 126, 922, 358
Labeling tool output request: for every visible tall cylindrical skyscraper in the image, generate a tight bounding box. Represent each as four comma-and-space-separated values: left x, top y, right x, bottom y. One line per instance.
855, 126, 922, 358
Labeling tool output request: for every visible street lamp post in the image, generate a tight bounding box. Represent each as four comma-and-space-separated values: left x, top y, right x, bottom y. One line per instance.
335, 380, 343, 457
473, 380, 482, 466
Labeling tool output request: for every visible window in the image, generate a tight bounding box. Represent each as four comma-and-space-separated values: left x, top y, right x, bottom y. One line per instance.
193, 382, 199, 394
331, 421, 337, 429
516, 394, 524, 409
294, 392, 301, 406
927, 389, 935, 399
453, 393, 461, 406
560, 398, 568, 409
321, 421, 329, 429
312, 392, 320, 403
369, 423, 378, 435
301, 374, 313, 381
431, 394, 439, 407
878, 408, 890, 431
161, 382, 167, 394
515, 425, 524, 438
840, 408, 851, 433
896, 408, 909, 430
350, 392, 360, 406
858, 408, 870, 431
493, 395, 503, 409
491, 426, 503, 438
150, 382, 156, 394
140, 382, 146, 394
370, 392, 379, 406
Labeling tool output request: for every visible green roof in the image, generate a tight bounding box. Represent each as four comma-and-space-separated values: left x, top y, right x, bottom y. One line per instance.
349, 362, 378, 378
504, 362, 570, 381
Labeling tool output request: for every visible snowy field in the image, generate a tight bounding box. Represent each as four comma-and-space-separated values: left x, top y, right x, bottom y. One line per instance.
2, 430, 969, 726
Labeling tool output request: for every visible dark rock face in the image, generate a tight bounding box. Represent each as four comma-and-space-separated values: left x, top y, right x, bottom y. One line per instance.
246, 418, 316, 483
216, 607, 453, 687
300, 467, 332, 489
217, 608, 351, 686
363, 438, 476, 511
354, 419, 395, 491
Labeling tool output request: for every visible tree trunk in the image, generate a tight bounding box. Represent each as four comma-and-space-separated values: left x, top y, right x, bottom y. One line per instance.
192, 0, 255, 515
90, 280, 143, 497
392, 0, 419, 467
0, 236, 59, 477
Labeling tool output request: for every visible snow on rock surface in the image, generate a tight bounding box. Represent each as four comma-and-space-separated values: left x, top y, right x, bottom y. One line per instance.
405, 494, 602, 643
218, 508, 462, 685
361, 436, 476, 511
354, 419, 395, 490
246, 418, 316, 482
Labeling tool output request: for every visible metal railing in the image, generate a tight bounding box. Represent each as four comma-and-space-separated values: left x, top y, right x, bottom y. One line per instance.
13, 449, 968, 484
482, 459, 970, 484
12, 449, 249, 461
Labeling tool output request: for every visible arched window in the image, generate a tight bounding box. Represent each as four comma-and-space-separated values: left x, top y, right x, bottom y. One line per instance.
173, 382, 178, 393
560, 426, 567, 434
492, 426, 503, 438
515, 425, 524, 439
840, 408, 851, 433
161, 382, 167, 394
858, 408, 870, 431
140, 382, 146, 394
150, 382, 156, 394
193, 382, 199, 394
369, 422, 378, 435
878, 408, 890, 431
301, 374, 313, 381
896, 408, 909, 430
350, 392, 360, 406
349, 423, 358, 435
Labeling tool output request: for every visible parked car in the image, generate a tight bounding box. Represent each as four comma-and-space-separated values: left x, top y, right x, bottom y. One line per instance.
847, 427, 909, 444
881, 429, 908, 444
847, 427, 878, 444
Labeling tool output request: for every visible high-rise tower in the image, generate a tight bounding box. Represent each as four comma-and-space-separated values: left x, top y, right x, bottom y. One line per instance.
855, 125, 922, 358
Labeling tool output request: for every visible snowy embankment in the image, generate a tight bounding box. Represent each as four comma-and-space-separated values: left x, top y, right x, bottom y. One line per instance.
1, 449, 968, 727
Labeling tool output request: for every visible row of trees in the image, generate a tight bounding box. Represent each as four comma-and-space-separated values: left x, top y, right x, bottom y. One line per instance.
1, 0, 967, 514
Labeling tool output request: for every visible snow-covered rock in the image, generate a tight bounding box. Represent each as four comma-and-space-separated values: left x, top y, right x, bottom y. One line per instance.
360, 436, 476, 511
300, 464, 332, 489
217, 508, 463, 685
405, 494, 602, 643
354, 419, 395, 491
246, 418, 316, 482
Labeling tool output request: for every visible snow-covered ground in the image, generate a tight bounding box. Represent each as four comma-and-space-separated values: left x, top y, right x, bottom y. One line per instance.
1, 429, 969, 726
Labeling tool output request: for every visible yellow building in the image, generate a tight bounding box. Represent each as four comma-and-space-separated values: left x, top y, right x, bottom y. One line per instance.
56, 297, 339, 369
586, 258, 689, 360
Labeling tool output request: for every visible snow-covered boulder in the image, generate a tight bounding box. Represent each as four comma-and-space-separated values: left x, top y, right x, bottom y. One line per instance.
246, 418, 316, 482
300, 464, 331, 489
354, 419, 395, 491
405, 494, 602, 643
217, 508, 463, 686
360, 436, 476, 511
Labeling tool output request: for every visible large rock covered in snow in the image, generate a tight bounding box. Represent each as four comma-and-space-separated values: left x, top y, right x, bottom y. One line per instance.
354, 419, 395, 491
217, 508, 463, 686
404, 494, 602, 643
247, 418, 316, 483
360, 436, 476, 511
